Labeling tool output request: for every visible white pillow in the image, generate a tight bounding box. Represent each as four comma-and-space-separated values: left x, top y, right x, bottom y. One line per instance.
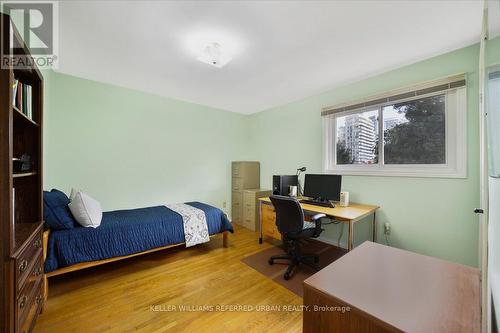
68, 191, 103, 228
69, 188, 81, 201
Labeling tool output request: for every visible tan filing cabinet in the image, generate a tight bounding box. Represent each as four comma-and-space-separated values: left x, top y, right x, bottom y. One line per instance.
231, 161, 260, 225
241, 189, 272, 231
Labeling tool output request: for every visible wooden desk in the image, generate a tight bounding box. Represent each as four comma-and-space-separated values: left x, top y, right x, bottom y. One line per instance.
303, 242, 481, 333
258, 197, 379, 251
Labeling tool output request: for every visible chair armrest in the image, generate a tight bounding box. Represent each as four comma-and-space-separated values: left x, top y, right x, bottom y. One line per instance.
310, 213, 326, 221
306, 214, 326, 238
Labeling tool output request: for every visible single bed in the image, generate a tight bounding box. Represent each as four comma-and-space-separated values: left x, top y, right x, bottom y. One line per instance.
42, 201, 233, 300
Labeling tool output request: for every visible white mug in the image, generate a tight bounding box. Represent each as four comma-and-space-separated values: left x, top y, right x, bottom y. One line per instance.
289, 185, 298, 197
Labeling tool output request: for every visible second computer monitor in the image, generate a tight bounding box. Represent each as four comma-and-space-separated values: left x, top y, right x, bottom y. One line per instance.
303, 174, 342, 201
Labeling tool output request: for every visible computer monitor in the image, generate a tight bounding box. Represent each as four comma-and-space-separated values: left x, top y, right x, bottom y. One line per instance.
303, 174, 342, 201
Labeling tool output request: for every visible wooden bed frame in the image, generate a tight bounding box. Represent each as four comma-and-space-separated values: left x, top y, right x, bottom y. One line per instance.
42, 230, 229, 301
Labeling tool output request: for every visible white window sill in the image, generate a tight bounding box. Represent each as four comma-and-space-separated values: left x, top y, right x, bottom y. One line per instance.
324, 166, 466, 179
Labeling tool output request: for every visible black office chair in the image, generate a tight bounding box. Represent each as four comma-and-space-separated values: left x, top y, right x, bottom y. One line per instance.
268, 195, 325, 280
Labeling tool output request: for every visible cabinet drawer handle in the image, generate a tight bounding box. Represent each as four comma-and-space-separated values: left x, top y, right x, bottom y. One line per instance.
19, 295, 27, 309
36, 295, 42, 304
33, 239, 41, 248
33, 266, 42, 276
19, 260, 28, 273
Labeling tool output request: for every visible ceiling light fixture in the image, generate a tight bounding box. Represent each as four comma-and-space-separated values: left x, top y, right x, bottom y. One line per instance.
182, 29, 244, 69
197, 42, 232, 68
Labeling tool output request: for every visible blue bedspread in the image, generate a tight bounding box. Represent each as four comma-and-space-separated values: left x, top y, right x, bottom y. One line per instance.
45, 202, 233, 272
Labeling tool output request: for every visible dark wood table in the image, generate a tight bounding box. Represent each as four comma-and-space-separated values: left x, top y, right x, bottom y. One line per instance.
303, 241, 480, 333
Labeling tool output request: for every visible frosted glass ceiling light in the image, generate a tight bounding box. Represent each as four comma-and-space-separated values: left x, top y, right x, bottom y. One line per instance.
197, 42, 232, 68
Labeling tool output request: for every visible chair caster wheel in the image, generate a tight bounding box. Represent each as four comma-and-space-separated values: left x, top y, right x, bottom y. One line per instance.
268, 259, 274, 265
284, 272, 291, 280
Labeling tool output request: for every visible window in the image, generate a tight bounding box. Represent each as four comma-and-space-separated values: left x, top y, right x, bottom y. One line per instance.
336, 109, 379, 165
383, 94, 446, 165
323, 76, 467, 178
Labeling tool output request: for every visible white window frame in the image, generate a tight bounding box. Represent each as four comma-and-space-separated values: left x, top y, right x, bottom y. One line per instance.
323, 87, 467, 178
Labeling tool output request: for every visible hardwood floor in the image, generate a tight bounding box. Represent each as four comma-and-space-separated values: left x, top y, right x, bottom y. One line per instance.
33, 225, 303, 333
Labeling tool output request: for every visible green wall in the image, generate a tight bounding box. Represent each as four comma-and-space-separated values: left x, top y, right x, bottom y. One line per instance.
43, 37, 500, 267
43, 72, 250, 212
247, 38, 500, 267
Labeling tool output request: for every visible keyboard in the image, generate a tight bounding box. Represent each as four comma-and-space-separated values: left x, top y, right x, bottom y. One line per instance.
299, 199, 335, 208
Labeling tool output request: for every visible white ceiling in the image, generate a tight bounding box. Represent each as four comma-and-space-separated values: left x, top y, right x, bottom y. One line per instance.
56, 1, 499, 114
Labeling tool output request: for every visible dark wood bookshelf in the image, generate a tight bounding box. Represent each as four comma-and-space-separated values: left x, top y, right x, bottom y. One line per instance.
12, 172, 38, 178
13, 222, 43, 256
13, 106, 39, 127
1, 13, 44, 333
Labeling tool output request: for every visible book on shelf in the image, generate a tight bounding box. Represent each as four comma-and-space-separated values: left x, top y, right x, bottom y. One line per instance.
11, 79, 18, 105
12, 79, 33, 120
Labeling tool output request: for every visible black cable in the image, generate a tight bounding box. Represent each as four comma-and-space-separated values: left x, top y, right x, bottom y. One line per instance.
316, 216, 340, 225
322, 220, 340, 225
